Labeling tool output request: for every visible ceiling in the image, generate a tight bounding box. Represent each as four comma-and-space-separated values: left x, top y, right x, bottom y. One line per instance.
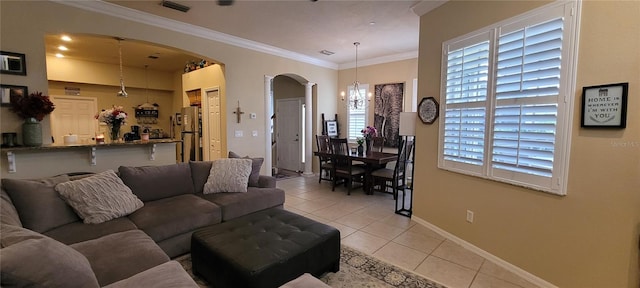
46, 0, 445, 72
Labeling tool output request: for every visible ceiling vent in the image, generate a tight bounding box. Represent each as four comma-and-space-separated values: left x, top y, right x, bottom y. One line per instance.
160, 0, 190, 12
320, 50, 334, 56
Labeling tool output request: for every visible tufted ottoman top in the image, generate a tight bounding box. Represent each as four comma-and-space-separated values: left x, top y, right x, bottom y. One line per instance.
191, 208, 340, 288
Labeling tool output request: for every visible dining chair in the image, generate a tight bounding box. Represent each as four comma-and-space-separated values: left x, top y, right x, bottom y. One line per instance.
370, 138, 413, 200
316, 135, 333, 183
371, 136, 385, 152
329, 138, 365, 195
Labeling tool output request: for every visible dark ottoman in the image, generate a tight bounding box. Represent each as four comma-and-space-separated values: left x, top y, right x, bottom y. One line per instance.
191, 208, 340, 288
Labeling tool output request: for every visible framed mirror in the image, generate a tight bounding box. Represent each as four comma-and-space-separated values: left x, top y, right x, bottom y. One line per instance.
0, 51, 26, 76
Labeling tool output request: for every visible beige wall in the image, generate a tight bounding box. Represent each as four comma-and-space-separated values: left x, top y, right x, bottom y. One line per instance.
337, 58, 418, 135
415, 1, 640, 287
0, 1, 337, 162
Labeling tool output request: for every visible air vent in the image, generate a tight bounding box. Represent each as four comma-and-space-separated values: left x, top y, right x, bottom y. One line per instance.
160, 0, 190, 12
320, 50, 334, 56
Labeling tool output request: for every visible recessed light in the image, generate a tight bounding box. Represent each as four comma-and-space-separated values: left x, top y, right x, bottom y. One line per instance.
58, 45, 68, 51
61, 35, 72, 42
55, 53, 64, 58
369, 21, 376, 25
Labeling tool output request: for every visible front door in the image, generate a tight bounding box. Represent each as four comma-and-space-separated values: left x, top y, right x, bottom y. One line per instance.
276, 98, 301, 172
50, 96, 97, 144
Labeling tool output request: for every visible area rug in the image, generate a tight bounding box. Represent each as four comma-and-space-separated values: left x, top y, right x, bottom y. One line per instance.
175, 245, 446, 288
274, 169, 301, 181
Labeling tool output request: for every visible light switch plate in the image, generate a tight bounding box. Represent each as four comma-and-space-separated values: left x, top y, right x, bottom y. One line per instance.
234, 130, 243, 137
252, 130, 258, 137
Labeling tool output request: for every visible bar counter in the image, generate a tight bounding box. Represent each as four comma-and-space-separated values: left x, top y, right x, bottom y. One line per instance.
1, 139, 181, 179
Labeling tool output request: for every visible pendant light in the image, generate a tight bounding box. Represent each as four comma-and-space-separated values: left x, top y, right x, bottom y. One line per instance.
341, 42, 371, 110
116, 38, 128, 97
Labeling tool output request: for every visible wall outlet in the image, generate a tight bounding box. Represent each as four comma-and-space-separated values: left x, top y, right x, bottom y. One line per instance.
466, 210, 474, 223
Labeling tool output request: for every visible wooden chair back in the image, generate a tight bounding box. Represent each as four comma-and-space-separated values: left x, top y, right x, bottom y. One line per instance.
329, 138, 349, 155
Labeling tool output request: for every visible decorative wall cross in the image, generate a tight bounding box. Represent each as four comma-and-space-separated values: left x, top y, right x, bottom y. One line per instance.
233, 101, 244, 123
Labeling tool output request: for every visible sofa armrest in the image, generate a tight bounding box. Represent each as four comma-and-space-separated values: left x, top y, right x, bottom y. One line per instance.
256, 175, 276, 188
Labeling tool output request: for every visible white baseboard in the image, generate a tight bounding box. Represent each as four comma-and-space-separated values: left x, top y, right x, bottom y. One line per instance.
411, 216, 558, 288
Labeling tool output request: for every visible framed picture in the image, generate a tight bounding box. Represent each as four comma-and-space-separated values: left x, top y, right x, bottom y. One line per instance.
175, 113, 182, 125
581, 82, 628, 128
325, 120, 338, 137
1, 84, 27, 106
374, 82, 404, 147
0, 51, 27, 76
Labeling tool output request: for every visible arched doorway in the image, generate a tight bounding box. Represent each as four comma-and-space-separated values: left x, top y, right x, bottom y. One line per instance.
263, 74, 314, 176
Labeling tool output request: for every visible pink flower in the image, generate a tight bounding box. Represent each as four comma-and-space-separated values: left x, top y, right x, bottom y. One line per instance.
360, 126, 377, 139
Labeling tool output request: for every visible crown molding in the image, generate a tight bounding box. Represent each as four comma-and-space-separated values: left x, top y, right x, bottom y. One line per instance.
338, 50, 418, 70
50, 0, 340, 69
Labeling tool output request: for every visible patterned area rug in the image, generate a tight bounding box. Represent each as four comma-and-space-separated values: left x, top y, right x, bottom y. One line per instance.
175, 245, 446, 288
273, 169, 301, 181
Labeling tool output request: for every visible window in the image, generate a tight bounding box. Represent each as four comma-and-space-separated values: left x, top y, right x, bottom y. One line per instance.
346, 84, 369, 142
438, 1, 579, 195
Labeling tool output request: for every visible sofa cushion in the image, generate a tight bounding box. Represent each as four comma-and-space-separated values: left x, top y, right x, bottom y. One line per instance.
119, 163, 195, 202
55, 170, 144, 224
0, 187, 22, 227
104, 261, 198, 288
229, 151, 265, 187
2, 175, 80, 233
71, 230, 169, 286
0, 224, 100, 288
203, 158, 252, 194
44, 217, 137, 245
200, 187, 285, 221
127, 194, 221, 243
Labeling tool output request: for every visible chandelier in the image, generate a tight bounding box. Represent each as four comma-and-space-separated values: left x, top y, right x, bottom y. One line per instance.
116, 38, 128, 97
341, 42, 371, 110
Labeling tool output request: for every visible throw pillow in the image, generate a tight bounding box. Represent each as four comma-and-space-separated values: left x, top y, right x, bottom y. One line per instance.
0, 224, 100, 288
228, 151, 264, 187
1, 175, 80, 233
55, 170, 144, 224
203, 158, 252, 194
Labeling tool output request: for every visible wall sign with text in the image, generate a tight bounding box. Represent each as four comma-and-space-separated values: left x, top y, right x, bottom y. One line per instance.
581, 83, 628, 128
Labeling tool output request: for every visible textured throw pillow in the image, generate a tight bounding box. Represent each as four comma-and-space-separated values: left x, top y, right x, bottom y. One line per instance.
1, 175, 80, 233
0, 224, 100, 288
203, 158, 252, 194
55, 170, 143, 224
228, 151, 264, 187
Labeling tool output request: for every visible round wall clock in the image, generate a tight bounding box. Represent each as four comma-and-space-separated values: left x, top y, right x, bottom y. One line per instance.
418, 97, 439, 124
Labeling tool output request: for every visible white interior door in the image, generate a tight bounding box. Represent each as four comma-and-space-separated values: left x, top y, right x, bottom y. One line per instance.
50, 96, 97, 144
276, 98, 301, 172
205, 88, 222, 160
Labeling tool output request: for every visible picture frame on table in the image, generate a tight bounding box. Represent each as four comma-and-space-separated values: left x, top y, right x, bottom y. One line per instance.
0, 51, 27, 76
325, 120, 338, 137
581, 82, 628, 128
1, 84, 28, 106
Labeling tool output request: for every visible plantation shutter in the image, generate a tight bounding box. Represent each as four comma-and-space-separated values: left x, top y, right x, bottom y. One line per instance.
442, 38, 490, 172
491, 18, 563, 179
347, 86, 367, 141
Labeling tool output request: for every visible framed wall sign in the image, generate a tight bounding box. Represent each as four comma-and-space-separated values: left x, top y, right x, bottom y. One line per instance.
0, 51, 27, 76
325, 120, 338, 137
581, 83, 628, 128
0, 84, 28, 106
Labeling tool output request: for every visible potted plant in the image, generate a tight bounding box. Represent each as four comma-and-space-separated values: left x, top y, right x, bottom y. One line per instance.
9, 91, 55, 146
356, 137, 365, 155
95, 106, 128, 142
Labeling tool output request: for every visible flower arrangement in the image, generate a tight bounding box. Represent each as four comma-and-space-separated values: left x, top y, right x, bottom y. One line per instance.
356, 137, 365, 145
9, 91, 55, 121
360, 126, 378, 140
95, 106, 128, 127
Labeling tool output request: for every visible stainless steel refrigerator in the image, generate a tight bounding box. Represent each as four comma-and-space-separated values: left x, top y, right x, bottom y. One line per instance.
181, 106, 202, 162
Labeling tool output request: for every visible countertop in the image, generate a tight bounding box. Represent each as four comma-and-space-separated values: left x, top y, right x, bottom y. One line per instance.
1, 138, 181, 153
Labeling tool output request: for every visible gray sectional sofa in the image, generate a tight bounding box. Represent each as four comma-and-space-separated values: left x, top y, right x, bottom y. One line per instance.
0, 161, 285, 287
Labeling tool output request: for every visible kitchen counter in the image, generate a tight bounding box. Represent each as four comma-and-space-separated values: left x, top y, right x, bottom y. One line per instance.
1, 139, 181, 179
0, 138, 180, 152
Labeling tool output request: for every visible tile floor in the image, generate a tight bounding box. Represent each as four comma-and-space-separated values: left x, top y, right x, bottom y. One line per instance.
277, 174, 539, 288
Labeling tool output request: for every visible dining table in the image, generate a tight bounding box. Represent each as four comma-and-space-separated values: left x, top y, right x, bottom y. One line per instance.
314, 150, 398, 194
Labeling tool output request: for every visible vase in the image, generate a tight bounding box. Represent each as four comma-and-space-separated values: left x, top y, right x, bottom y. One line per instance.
110, 125, 121, 143
22, 117, 42, 146
365, 138, 372, 154
357, 144, 364, 156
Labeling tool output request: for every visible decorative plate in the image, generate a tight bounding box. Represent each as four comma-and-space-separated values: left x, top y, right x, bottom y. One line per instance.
418, 97, 439, 124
